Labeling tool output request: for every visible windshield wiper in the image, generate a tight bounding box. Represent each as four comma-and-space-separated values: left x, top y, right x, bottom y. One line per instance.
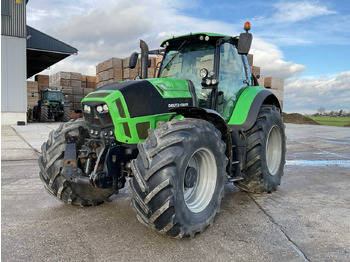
163, 40, 187, 70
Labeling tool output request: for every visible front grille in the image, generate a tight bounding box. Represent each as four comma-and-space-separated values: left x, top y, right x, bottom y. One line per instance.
82, 102, 115, 142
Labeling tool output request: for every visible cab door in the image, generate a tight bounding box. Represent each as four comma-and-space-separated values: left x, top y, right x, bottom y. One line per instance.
217, 43, 248, 120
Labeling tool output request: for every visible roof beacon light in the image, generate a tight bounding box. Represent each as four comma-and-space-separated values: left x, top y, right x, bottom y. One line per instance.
244, 21, 251, 32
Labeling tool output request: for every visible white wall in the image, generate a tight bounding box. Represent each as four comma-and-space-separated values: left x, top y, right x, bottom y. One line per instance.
1, 35, 27, 124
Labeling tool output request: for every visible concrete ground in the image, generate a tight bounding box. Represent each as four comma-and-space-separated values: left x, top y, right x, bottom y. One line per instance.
2, 122, 350, 262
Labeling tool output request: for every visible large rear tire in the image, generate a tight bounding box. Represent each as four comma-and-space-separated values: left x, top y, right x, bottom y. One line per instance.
235, 105, 286, 193
38, 119, 116, 206
129, 119, 227, 238
61, 105, 71, 122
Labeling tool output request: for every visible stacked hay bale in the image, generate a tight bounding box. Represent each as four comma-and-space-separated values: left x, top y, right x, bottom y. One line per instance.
96, 56, 158, 88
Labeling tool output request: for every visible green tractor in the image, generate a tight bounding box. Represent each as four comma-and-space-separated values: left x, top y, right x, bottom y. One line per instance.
33, 89, 71, 122
39, 23, 286, 238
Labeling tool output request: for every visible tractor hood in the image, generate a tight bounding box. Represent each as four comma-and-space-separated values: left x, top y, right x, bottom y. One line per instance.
81, 78, 194, 144
84, 78, 194, 118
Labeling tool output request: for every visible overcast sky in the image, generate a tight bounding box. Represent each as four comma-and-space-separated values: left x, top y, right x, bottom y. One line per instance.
27, 0, 350, 114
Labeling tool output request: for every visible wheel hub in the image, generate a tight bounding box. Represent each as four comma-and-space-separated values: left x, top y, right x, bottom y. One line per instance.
184, 167, 197, 188
266, 125, 282, 176
183, 147, 217, 213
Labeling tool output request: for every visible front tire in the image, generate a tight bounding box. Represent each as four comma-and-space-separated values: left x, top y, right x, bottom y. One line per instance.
39, 105, 49, 122
33, 106, 39, 120
129, 119, 227, 238
235, 105, 286, 193
38, 119, 116, 206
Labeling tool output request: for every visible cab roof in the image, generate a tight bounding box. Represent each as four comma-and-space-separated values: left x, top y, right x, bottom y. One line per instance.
160, 32, 232, 47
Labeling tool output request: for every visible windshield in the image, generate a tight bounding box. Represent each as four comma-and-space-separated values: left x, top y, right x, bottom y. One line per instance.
159, 43, 215, 106
45, 91, 62, 101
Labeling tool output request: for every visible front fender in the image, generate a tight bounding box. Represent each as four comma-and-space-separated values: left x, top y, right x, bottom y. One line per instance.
169, 106, 232, 173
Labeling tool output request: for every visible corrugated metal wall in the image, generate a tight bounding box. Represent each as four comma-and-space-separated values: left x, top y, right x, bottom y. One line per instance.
1, 0, 26, 38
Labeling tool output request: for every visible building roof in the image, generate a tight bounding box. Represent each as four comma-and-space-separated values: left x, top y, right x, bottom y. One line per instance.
26, 26, 78, 78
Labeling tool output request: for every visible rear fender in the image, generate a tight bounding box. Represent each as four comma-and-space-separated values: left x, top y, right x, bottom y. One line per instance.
228, 86, 281, 131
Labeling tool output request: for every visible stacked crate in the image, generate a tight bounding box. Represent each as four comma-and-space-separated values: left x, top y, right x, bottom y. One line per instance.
122, 57, 139, 81
35, 74, 49, 91
49, 71, 81, 111
264, 77, 284, 109
96, 58, 124, 88
154, 56, 163, 76
49, 72, 96, 112
81, 75, 97, 95
27, 81, 39, 110
247, 54, 284, 110
96, 56, 158, 88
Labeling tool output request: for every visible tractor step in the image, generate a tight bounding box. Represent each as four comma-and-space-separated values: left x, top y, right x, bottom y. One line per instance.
229, 176, 244, 182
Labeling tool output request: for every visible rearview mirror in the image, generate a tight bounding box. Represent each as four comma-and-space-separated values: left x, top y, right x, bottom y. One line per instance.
237, 32, 252, 55
129, 52, 138, 69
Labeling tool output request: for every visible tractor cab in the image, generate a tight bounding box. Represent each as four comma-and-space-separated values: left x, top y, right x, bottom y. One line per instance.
40, 89, 64, 104
157, 30, 253, 120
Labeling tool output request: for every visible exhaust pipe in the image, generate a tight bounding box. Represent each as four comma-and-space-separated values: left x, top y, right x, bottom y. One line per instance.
140, 39, 149, 79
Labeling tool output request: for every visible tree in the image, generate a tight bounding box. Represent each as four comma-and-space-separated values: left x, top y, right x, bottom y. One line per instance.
317, 106, 326, 115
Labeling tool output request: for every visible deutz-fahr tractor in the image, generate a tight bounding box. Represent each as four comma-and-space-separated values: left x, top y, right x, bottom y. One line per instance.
33, 89, 70, 122
39, 22, 286, 238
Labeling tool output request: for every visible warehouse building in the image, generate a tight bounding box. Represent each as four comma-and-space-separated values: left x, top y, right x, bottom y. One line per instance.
1, 0, 77, 125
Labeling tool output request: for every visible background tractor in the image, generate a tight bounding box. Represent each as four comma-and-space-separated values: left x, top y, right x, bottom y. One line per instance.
38, 22, 286, 238
33, 89, 70, 122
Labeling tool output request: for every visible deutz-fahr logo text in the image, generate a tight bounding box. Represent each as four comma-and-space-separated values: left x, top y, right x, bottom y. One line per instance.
168, 103, 189, 108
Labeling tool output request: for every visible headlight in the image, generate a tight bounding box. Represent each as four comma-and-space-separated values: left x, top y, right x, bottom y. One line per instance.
96, 105, 103, 113
205, 79, 211, 85
211, 79, 217, 85
200, 68, 208, 78
84, 105, 91, 113
96, 104, 108, 113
